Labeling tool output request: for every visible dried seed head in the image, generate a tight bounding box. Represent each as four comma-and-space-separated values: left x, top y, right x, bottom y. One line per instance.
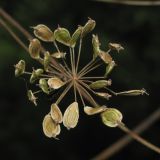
70, 26, 83, 48
104, 61, 116, 78
84, 106, 107, 115
30, 69, 44, 83
54, 27, 71, 46
42, 114, 61, 138
32, 24, 54, 42
50, 103, 63, 123
48, 77, 64, 89
108, 43, 124, 52
81, 18, 96, 37
117, 88, 149, 96
92, 34, 100, 59
39, 78, 49, 94
27, 90, 37, 106
63, 102, 79, 129
94, 92, 112, 100
99, 50, 112, 64
89, 79, 112, 89
29, 38, 41, 59
101, 108, 123, 127
14, 60, 25, 77
51, 52, 66, 59
43, 51, 51, 71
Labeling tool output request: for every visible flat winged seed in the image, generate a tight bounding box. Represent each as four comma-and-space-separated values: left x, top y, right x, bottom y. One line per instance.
30, 69, 44, 83
33, 24, 54, 42
108, 43, 124, 52
101, 108, 123, 127
81, 18, 96, 37
50, 103, 63, 123
54, 27, 71, 46
70, 26, 83, 48
14, 60, 25, 77
29, 38, 41, 59
51, 52, 66, 59
95, 92, 112, 100
63, 102, 79, 130
27, 90, 37, 106
99, 50, 112, 64
84, 106, 107, 115
116, 88, 149, 96
92, 34, 100, 59
42, 114, 61, 138
89, 79, 112, 89
39, 79, 49, 94
104, 61, 116, 78
43, 51, 51, 71
48, 77, 64, 89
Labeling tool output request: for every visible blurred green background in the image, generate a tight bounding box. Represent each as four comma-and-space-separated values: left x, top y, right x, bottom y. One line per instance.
0, 0, 160, 159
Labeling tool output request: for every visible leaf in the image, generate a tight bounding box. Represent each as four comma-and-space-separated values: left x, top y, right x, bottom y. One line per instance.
50, 103, 63, 123
54, 27, 71, 46
63, 102, 79, 129
89, 79, 112, 89
84, 106, 107, 115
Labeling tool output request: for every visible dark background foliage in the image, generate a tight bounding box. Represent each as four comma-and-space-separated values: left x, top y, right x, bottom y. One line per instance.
0, 0, 160, 159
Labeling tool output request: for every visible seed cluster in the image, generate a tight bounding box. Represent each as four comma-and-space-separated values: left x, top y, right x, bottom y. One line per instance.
14, 18, 148, 139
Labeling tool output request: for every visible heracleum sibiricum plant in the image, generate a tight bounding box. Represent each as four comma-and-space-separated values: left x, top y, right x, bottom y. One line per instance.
14, 18, 160, 153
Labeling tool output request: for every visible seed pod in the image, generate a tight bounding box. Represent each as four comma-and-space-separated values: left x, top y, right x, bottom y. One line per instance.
39, 78, 49, 94
54, 27, 71, 46
43, 51, 51, 71
70, 26, 83, 48
108, 43, 124, 52
92, 34, 100, 59
116, 88, 149, 96
94, 92, 112, 100
14, 60, 25, 77
27, 90, 37, 106
32, 24, 54, 42
81, 18, 96, 37
63, 102, 79, 129
89, 79, 112, 89
50, 103, 63, 123
51, 52, 66, 59
104, 61, 116, 78
84, 106, 107, 115
30, 69, 44, 83
29, 38, 41, 59
48, 77, 64, 89
101, 108, 123, 127
42, 114, 61, 138
99, 50, 112, 64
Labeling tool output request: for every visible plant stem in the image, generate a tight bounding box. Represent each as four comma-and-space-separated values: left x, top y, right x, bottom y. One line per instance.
0, 17, 28, 52
118, 122, 160, 154
76, 38, 82, 73
92, 107, 160, 160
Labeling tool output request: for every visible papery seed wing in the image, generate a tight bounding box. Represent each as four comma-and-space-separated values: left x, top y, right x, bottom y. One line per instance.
84, 106, 107, 115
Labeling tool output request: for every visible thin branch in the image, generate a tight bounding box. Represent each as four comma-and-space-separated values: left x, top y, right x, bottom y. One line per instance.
0, 17, 28, 52
0, 7, 33, 40
76, 38, 82, 73
93, 0, 160, 6
92, 107, 160, 160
